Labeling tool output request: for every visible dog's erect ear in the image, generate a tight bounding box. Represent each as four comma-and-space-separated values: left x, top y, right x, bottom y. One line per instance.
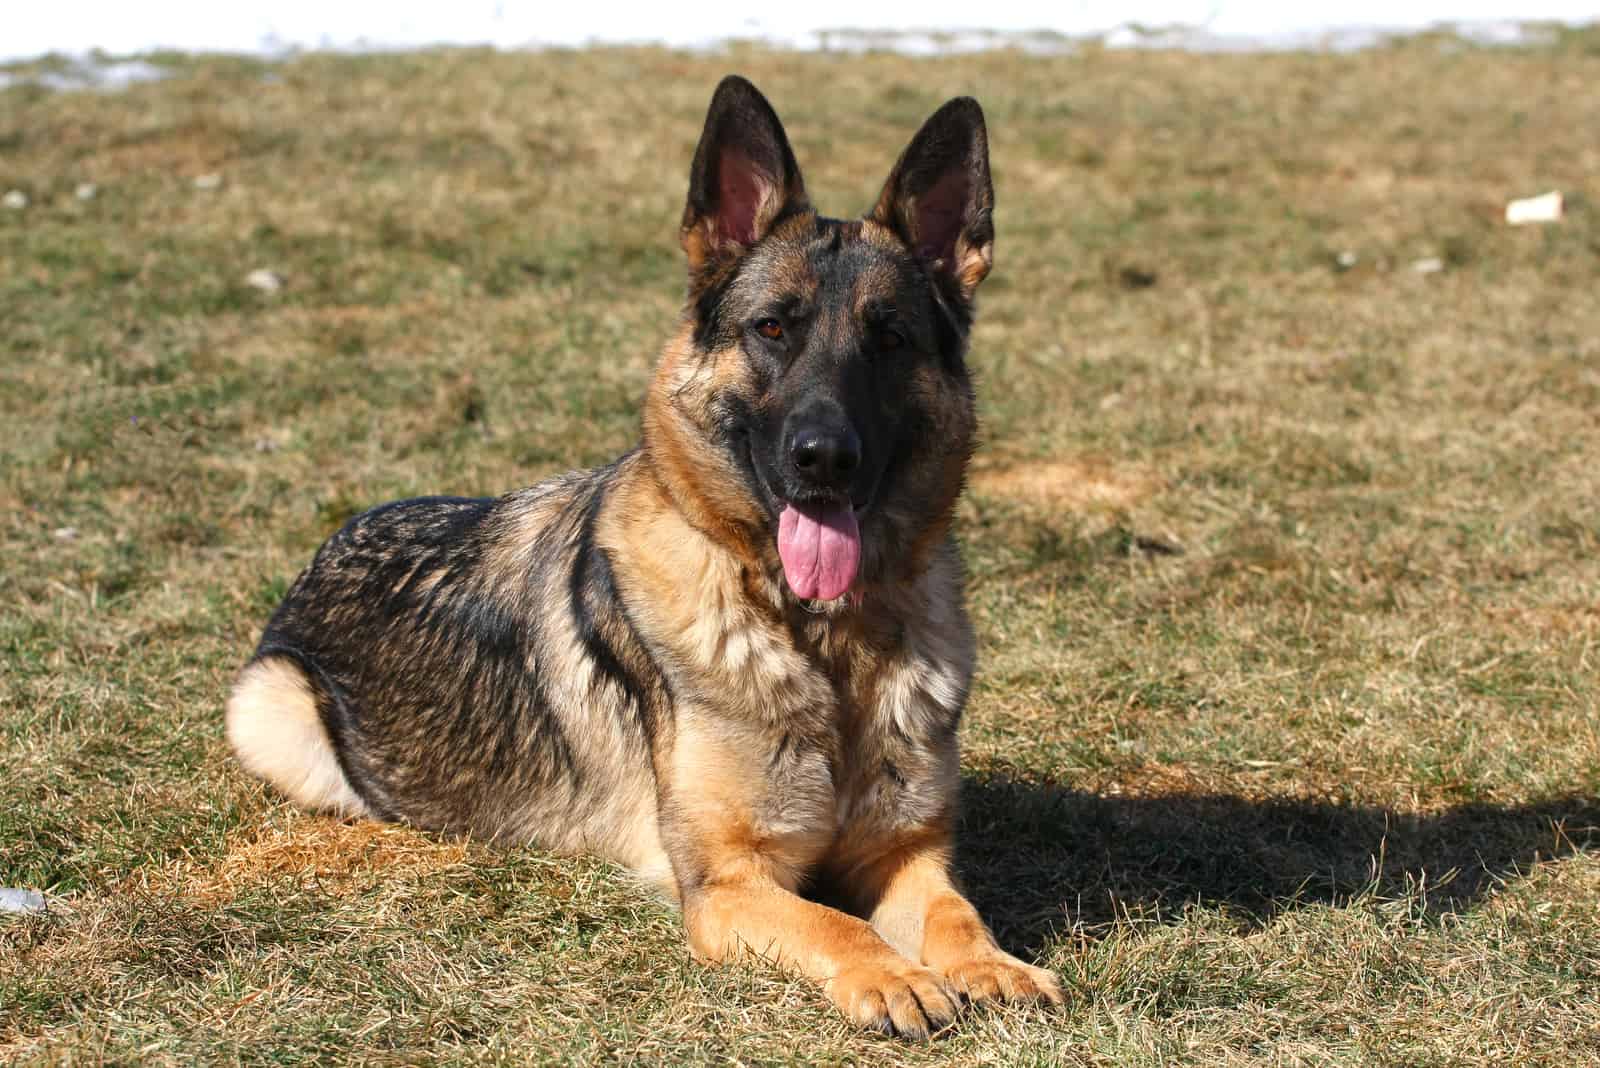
869, 97, 994, 300
681, 76, 810, 272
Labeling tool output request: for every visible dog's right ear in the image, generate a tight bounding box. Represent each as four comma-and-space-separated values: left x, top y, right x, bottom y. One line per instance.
869, 97, 994, 303
681, 76, 810, 273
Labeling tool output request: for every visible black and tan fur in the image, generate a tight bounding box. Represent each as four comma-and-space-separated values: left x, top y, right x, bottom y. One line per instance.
227, 76, 1062, 1038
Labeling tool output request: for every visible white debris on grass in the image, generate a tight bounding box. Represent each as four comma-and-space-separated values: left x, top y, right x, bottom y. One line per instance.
2, 189, 27, 210
75, 182, 99, 200
193, 173, 224, 191
1505, 190, 1563, 225
1411, 257, 1445, 275
245, 268, 285, 293
1335, 250, 1359, 270
0, 888, 46, 915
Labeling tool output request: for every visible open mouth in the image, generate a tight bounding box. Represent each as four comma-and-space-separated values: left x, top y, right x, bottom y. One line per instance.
745, 439, 874, 602
776, 497, 861, 602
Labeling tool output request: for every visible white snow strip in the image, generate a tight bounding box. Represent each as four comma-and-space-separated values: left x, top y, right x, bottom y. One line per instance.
0, 1, 1592, 65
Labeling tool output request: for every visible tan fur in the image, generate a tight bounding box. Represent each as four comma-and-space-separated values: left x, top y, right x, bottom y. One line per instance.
952, 232, 994, 298
591, 412, 1061, 1030
640, 328, 772, 568
226, 658, 368, 817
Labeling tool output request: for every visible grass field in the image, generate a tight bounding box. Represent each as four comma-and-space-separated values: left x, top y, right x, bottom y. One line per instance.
3, 32, 1599, 1065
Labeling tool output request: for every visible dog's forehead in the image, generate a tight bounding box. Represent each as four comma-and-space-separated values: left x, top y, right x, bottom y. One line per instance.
741, 216, 912, 314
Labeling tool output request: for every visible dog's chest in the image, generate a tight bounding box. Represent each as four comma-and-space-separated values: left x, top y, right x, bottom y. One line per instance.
758, 615, 970, 854
656, 567, 974, 872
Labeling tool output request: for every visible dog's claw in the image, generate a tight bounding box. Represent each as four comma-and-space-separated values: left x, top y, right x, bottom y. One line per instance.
832, 960, 959, 1039
942, 952, 1066, 1008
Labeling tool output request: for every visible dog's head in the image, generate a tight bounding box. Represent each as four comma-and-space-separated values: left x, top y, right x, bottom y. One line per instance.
644, 76, 991, 604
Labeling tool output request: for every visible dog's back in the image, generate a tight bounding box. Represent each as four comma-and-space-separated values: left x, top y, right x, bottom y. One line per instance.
227, 459, 675, 883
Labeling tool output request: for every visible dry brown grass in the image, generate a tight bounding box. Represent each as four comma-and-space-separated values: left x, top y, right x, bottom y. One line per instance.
131, 817, 475, 907
3, 33, 1599, 1066
970, 457, 1164, 514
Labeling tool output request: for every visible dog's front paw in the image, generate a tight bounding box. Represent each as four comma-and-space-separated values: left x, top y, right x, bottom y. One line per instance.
828, 959, 959, 1040
940, 951, 1065, 1007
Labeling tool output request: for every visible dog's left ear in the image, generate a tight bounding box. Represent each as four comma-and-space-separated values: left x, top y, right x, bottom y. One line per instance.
870, 97, 994, 301
681, 76, 810, 273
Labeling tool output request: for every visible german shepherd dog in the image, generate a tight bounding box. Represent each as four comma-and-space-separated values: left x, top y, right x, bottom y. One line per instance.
227, 75, 1063, 1038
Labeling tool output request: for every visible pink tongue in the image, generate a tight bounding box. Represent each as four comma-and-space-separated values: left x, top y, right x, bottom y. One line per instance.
777, 502, 861, 601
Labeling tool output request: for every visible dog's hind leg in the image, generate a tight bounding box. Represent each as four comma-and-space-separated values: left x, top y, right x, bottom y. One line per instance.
225, 656, 368, 816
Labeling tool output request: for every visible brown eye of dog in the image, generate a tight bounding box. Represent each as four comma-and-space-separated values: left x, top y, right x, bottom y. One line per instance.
755, 319, 784, 341
881, 329, 906, 352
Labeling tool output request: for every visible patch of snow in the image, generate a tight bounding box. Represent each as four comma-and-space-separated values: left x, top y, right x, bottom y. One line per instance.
0, 56, 172, 91
0, 2, 1592, 68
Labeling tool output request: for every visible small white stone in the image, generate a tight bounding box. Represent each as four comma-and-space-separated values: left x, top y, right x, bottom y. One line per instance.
2, 189, 27, 210
1411, 257, 1444, 275
75, 182, 98, 201
53, 526, 79, 541
1335, 250, 1358, 270
245, 269, 285, 293
0, 888, 45, 914
193, 173, 224, 191
1505, 190, 1562, 225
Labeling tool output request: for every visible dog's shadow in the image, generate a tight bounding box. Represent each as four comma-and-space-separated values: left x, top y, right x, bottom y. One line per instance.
955, 774, 1599, 954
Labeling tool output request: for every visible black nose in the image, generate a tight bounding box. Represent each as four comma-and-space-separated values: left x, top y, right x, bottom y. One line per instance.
787, 424, 861, 493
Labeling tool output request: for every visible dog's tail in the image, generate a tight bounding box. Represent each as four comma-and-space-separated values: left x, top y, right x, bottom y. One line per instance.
225, 655, 369, 816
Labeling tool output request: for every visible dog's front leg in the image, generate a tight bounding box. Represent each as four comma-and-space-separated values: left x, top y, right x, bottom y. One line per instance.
859, 839, 1065, 1008
681, 870, 958, 1038
659, 716, 958, 1038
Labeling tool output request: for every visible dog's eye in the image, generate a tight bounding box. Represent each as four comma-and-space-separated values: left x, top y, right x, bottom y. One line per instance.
881, 328, 906, 352
755, 318, 784, 341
